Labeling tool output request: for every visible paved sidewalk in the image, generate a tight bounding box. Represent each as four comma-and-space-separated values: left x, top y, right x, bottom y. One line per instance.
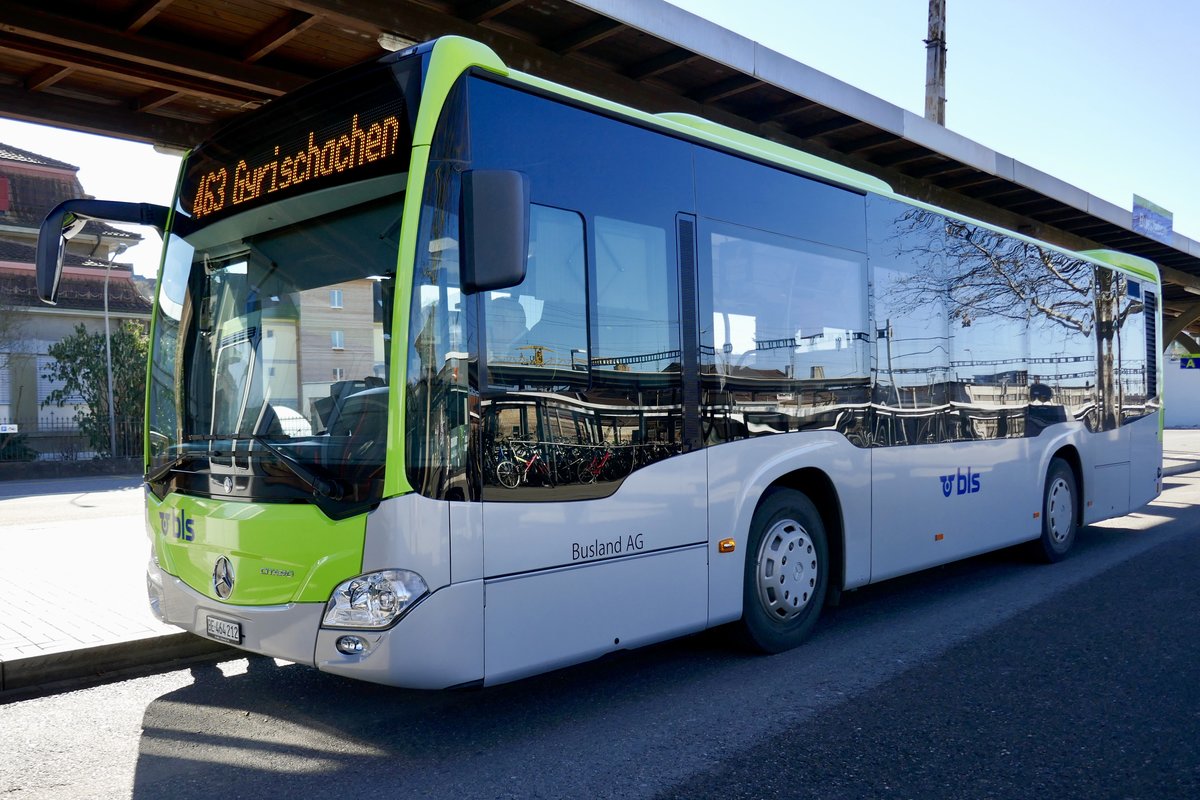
1, 430, 1198, 697
0, 475, 228, 696
1163, 428, 1200, 476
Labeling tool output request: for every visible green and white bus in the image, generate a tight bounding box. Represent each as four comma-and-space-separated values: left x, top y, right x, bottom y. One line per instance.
36, 37, 1162, 688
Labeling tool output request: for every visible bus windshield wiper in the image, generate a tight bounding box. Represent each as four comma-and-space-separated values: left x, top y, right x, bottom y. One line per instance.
189, 434, 344, 501
146, 453, 189, 485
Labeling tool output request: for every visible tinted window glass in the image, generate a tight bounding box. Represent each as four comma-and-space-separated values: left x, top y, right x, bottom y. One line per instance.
593, 215, 678, 375
702, 220, 869, 442
694, 147, 867, 254
406, 162, 468, 500
1114, 279, 1152, 425
870, 198, 1033, 442
485, 205, 588, 391
466, 77, 693, 501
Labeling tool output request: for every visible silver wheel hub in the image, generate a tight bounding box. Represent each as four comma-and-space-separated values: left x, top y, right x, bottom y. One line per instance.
1046, 477, 1074, 545
755, 518, 818, 621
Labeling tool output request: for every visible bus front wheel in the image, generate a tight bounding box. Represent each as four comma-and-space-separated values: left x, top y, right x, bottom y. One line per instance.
740, 488, 829, 653
1031, 457, 1079, 563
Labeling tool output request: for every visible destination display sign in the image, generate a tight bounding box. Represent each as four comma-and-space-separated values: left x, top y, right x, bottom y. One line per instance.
190, 111, 406, 221
180, 59, 419, 227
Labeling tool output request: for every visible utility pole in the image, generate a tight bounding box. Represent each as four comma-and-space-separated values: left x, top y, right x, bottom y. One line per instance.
925, 0, 947, 125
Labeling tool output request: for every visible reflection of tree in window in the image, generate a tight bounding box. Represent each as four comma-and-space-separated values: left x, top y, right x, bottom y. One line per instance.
884, 206, 1136, 432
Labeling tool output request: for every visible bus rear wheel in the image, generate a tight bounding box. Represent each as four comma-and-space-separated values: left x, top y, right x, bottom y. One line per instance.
740, 488, 829, 653
1031, 457, 1079, 563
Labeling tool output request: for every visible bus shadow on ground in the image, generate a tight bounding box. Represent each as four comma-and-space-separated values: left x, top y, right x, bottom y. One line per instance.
129, 627, 748, 798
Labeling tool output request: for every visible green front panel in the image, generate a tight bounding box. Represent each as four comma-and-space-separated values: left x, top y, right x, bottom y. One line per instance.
148, 493, 366, 605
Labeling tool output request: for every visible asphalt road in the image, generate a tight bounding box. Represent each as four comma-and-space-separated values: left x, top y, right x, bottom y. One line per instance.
1, 472, 1198, 799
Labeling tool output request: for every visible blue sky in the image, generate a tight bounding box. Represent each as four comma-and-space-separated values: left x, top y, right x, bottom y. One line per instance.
0, 0, 1195, 276
667, 0, 1199, 239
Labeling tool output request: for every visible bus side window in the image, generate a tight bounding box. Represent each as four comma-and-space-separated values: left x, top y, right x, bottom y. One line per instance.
704, 220, 869, 439
483, 204, 587, 391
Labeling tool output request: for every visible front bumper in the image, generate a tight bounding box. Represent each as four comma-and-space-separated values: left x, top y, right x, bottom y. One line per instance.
152, 567, 484, 689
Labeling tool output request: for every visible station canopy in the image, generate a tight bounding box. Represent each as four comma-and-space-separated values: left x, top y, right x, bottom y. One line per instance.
2, 0, 1198, 340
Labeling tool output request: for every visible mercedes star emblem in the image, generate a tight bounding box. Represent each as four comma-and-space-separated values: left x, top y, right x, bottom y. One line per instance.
213, 556, 235, 599
223, 476, 234, 494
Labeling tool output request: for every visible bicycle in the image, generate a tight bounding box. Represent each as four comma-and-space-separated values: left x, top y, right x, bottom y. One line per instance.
494, 439, 554, 488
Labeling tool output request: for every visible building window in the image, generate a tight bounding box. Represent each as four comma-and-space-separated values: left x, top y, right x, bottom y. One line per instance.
37, 354, 85, 405
332, 368, 346, 381
331, 330, 344, 350
330, 289, 343, 309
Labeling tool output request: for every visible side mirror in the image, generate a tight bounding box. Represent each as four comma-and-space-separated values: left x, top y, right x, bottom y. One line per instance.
460, 170, 529, 294
36, 199, 170, 305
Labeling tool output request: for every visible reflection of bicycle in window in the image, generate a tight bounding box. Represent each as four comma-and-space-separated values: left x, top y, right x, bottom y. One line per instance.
576, 444, 614, 484
494, 439, 553, 488
634, 439, 680, 469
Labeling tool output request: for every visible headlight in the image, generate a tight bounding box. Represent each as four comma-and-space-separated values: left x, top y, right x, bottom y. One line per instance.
322, 569, 428, 629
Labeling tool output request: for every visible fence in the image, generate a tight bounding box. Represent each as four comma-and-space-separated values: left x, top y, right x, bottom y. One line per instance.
0, 416, 144, 462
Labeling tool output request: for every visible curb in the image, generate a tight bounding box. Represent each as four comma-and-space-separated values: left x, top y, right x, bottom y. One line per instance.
1163, 462, 1200, 478
0, 632, 234, 698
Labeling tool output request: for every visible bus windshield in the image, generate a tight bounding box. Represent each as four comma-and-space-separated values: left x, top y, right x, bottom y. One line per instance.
144, 51, 420, 517
146, 187, 404, 517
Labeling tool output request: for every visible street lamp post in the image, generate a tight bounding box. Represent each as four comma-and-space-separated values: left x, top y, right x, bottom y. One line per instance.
103, 264, 117, 457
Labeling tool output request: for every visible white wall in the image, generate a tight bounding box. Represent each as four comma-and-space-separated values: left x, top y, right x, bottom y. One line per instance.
1164, 354, 1200, 427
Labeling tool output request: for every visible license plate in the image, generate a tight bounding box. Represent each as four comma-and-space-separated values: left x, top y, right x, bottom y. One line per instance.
206, 615, 242, 644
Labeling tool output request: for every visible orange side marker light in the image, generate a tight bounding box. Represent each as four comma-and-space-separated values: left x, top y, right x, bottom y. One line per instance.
718, 538, 736, 553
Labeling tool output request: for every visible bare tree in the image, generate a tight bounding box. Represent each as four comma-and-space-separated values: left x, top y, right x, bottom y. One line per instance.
887, 207, 1138, 428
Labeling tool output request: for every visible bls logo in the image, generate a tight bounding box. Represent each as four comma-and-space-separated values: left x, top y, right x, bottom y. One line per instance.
940, 467, 981, 497
158, 509, 195, 541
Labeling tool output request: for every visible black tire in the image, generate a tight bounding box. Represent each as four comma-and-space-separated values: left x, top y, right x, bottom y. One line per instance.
740, 488, 829, 653
1031, 457, 1079, 563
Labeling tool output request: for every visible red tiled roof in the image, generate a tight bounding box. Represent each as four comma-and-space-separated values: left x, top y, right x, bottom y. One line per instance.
0, 169, 84, 229
0, 143, 77, 172
0, 236, 151, 314
0, 239, 135, 270
0, 143, 141, 245
0, 270, 152, 315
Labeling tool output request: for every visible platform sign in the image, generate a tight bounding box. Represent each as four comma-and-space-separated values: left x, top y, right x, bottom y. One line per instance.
1181, 355, 1200, 370
1133, 195, 1173, 245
